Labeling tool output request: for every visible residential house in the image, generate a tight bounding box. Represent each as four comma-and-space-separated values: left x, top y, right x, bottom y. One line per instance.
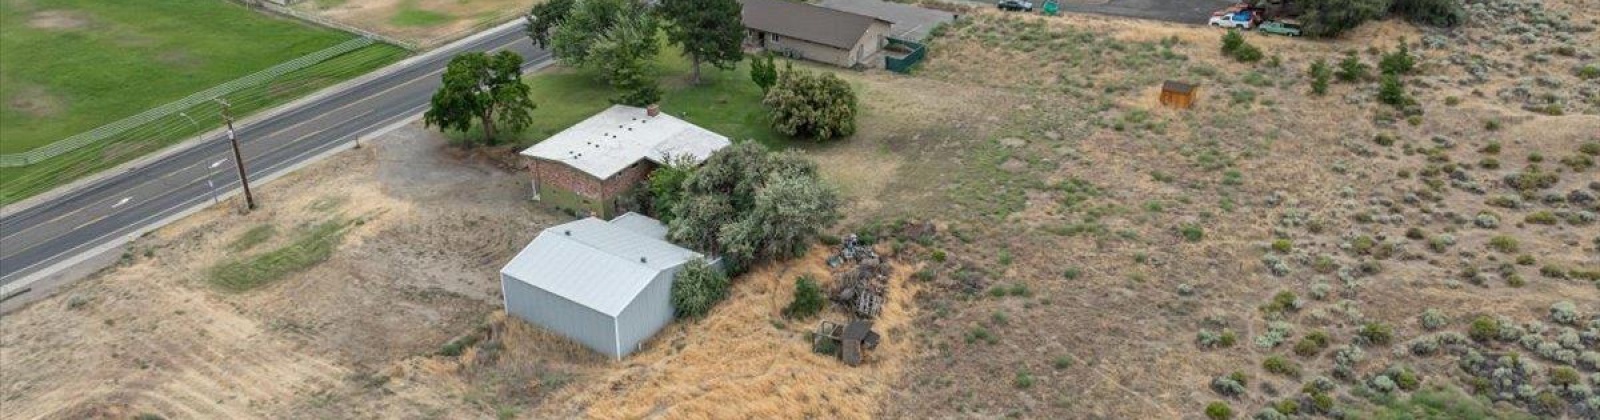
739, 0, 892, 68
521, 105, 730, 218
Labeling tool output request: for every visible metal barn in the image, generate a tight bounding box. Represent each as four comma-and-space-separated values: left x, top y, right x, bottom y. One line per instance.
500, 213, 703, 359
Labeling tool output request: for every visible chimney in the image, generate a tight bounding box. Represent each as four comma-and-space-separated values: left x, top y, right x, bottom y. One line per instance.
646, 103, 660, 117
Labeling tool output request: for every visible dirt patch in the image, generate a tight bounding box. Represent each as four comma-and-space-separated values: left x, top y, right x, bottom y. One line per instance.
5, 84, 65, 119
27, 9, 90, 30
293, 0, 539, 46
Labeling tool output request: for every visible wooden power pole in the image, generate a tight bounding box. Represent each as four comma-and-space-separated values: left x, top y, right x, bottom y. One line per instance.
216, 99, 257, 210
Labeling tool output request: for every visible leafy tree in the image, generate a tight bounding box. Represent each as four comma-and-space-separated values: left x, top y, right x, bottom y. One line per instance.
783, 275, 825, 319
1336, 52, 1368, 82
525, 0, 575, 49
1378, 38, 1415, 75
424, 51, 536, 145
1308, 59, 1332, 95
645, 155, 697, 223
763, 68, 857, 140
750, 54, 778, 93
587, 13, 662, 105
659, 0, 745, 84
1390, 0, 1464, 27
1300, 0, 1391, 37
1378, 74, 1408, 107
549, 0, 634, 65
668, 143, 838, 273
671, 258, 728, 318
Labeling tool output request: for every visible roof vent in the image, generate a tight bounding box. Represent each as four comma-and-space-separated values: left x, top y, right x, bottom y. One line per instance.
640, 256, 648, 263
564, 230, 571, 236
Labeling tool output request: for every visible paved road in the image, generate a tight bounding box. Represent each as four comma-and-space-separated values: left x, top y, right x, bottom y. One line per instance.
0, 22, 548, 291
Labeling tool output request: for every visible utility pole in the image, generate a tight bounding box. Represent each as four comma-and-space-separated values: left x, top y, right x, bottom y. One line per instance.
216, 99, 256, 210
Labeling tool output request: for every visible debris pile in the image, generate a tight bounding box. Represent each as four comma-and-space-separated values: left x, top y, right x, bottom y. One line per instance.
828, 234, 892, 319
813, 319, 882, 367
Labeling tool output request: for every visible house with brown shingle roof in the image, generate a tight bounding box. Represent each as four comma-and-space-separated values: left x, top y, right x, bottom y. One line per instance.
739, 0, 892, 68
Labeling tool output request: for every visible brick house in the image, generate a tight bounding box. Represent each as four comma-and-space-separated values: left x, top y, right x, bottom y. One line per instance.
521, 105, 731, 217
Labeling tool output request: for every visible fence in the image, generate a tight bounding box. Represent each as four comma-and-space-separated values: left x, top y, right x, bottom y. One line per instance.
0, 37, 375, 168
884, 38, 926, 74
0, 40, 406, 205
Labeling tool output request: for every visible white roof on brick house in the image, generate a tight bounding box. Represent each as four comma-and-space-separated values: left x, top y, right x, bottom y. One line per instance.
520, 105, 732, 179
501, 213, 702, 316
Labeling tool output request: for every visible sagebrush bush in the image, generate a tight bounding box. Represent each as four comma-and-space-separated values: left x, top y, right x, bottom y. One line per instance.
671, 258, 729, 318
1552, 301, 1579, 325
1469, 315, 1499, 342
1421, 308, 1448, 330
1263, 355, 1301, 377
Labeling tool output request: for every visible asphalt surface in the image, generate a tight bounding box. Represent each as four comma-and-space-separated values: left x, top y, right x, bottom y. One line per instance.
0, 23, 548, 290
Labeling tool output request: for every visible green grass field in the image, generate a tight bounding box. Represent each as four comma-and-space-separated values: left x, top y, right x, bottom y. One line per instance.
507, 42, 791, 149
0, 0, 407, 205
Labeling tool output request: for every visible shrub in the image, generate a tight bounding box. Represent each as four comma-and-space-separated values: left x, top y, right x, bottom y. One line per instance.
1212, 374, 1247, 396
1525, 211, 1559, 225
1577, 65, 1600, 80
1378, 74, 1409, 107
1180, 224, 1205, 242
1053, 355, 1075, 370
1221, 30, 1245, 55
1552, 301, 1579, 325
1263, 355, 1301, 377
1336, 52, 1368, 82
1301, 0, 1389, 37
1468, 315, 1499, 342
1273, 399, 1300, 416
763, 67, 857, 140
1552, 366, 1580, 387
1421, 308, 1448, 330
1309, 59, 1332, 95
1489, 236, 1519, 253
1200, 328, 1240, 348
671, 258, 729, 318
784, 275, 825, 319
1262, 291, 1301, 314
1206, 401, 1234, 419
1379, 39, 1415, 75
1359, 322, 1394, 345
1013, 369, 1034, 389
1391, 0, 1465, 26
1272, 239, 1293, 253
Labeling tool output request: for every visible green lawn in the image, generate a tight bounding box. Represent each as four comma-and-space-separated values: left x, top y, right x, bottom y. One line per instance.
508, 43, 791, 149
0, 0, 368, 153
0, 0, 407, 205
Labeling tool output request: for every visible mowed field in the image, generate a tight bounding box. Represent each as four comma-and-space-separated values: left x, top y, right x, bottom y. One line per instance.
0, 0, 366, 154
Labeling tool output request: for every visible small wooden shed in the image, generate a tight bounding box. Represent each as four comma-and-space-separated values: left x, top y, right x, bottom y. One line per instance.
1160, 81, 1198, 109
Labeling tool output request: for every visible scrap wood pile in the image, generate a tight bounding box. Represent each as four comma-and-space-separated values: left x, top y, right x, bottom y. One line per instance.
828, 234, 892, 319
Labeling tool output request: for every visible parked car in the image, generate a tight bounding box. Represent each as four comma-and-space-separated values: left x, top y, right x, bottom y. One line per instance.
997, 0, 1033, 12
1258, 21, 1302, 36
1208, 11, 1255, 29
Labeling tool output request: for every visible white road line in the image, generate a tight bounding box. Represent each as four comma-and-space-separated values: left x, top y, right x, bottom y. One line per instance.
111, 197, 131, 208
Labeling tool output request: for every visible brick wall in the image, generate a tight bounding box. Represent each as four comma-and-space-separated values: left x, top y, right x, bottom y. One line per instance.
531, 157, 659, 217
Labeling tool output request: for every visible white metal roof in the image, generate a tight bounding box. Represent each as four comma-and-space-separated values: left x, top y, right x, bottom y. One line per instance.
520, 105, 732, 179
501, 215, 702, 317
608, 212, 670, 239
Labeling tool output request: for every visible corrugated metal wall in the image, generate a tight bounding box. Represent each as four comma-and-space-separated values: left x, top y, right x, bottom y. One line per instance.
502, 273, 621, 359
614, 267, 680, 357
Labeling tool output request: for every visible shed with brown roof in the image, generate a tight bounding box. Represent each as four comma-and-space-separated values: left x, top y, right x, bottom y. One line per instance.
740, 0, 892, 68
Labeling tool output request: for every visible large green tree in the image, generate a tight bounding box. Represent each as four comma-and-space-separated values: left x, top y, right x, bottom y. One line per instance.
549, 0, 633, 65
658, 0, 746, 84
587, 13, 662, 105
423, 51, 536, 145
668, 143, 838, 273
524, 0, 575, 49
763, 68, 858, 141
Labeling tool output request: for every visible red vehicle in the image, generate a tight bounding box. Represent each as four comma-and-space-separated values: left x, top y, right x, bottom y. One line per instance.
1211, 2, 1251, 16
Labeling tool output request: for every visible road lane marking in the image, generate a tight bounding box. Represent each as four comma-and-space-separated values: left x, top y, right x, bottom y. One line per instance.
0, 36, 542, 282
112, 197, 130, 208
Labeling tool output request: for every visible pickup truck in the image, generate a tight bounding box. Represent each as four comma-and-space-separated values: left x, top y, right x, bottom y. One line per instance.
1208, 11, 1255, 29
1258, 21, 1303, 36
